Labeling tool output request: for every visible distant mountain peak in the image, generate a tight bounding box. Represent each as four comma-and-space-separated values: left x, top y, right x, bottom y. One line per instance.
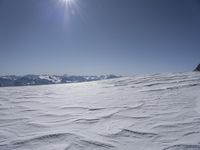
194, 64, 200, 71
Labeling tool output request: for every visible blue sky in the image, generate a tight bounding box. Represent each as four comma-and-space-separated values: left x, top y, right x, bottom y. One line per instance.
0, 0, 200, 75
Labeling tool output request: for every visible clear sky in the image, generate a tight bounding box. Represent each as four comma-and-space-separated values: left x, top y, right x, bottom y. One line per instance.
0, 0, 200, 75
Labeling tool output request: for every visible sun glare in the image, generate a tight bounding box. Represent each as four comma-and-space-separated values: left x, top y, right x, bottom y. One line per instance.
57, 0, 83, 26
63, 0, 71, 3
60, 0, 73, 5
58, 0, 76, 11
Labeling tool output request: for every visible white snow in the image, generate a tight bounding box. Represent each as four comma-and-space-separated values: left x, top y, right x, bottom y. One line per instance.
0, 72, 200, 150
39, 75, 61, 83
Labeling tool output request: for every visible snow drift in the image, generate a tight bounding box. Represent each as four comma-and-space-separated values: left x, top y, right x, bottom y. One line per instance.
0, 72, 200, 150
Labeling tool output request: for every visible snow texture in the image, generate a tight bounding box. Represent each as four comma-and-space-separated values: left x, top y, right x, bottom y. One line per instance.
0, 72, 200, 150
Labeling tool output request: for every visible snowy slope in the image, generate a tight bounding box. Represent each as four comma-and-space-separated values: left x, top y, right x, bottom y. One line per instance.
0, 72, 200, 150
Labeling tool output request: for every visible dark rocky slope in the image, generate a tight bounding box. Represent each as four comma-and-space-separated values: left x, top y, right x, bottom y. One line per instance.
194, 64, 200, 71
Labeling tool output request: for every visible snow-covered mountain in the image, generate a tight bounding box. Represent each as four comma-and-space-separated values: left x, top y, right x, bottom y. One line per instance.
194, 64, 200, 71
0, 72, 200, 150
0, 74, 120, 87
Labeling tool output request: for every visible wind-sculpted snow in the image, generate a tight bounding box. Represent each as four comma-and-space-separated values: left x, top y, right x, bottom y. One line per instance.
0, 72, 200, 150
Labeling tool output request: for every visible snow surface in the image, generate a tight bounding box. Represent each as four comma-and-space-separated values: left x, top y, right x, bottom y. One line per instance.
0, 72, 200, 150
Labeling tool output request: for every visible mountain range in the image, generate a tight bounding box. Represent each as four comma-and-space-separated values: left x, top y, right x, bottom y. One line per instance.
0, 74, 120, 87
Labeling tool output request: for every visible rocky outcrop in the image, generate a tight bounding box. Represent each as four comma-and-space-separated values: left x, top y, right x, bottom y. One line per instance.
194, 64, 200, 71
